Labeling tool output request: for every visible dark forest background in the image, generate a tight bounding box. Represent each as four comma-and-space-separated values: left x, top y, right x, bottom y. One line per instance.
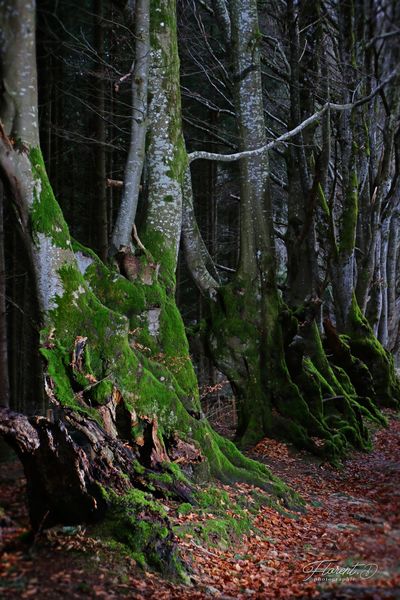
4, 0, 399, 424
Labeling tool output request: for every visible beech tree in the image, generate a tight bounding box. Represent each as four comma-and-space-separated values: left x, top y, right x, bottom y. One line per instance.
182, 0, 399, 454
0, 0, 286, 573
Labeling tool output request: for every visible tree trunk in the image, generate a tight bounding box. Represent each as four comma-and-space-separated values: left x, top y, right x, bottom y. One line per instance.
183, 0, 397, 459
378, 216, 390, 347
110, 0, 150, 254
0, 0, 286, 573
386, 211, 399, 351
285, 0, 320, 308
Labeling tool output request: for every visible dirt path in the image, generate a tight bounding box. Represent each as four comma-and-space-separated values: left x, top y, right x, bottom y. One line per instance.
1, 414, 399, 599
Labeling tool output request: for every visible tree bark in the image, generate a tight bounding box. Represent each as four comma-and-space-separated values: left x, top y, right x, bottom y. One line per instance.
386, 211, 399, 351
140, 0, 186, 270
0, 2, 285, 566
0, 0, 39, 147
110, 0, 150, 254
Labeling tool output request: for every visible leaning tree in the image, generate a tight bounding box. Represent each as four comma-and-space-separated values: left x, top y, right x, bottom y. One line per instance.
0, 0, 288, 574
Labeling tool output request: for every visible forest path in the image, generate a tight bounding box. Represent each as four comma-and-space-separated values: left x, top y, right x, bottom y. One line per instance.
0, 414, 399, 599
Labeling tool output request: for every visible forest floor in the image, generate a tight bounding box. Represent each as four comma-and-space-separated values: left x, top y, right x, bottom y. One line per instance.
0, 411, 399, 599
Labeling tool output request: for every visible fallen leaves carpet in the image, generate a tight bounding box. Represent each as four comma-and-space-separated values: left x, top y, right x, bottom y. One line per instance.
0, 413, 399, 599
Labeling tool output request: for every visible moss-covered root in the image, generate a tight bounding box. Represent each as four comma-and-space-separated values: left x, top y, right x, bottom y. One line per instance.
284, 318, 384, 454
207, 281, 376, 462
324, 298, 400, 409
348, 297, 400, 408
95, 489, 188, 581
192, 421, 301, 509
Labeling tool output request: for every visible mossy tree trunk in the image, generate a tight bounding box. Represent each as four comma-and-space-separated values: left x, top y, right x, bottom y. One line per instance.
184, 0, 398, 459
201, 0, 364, 457
324, 1, 400, 407
0, 0, 286, 573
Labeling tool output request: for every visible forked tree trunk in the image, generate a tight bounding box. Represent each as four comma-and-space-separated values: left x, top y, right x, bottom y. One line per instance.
0, 1, 285, 571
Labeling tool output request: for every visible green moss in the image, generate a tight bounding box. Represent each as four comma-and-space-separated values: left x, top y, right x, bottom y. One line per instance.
174, 490, 253, 550
175, 479, 299, 552
30, 148, 70, 248
347, 296, 400, 407
80, 238, 199, 406
140, 229, 176, 284
318, 183, 330, 216
199, 513, 252, 547
164, 461, 192, 484
150, 0, 177, 47
196, 486, 230, 510
94, 489, 186, 580
362, 117, 371, 157
91, 379, 114, 405
177, 503, 192, 515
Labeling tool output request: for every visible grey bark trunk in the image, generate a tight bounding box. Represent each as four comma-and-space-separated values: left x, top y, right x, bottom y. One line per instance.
0, 0, 39, 147
142, 0, 187, 268
182, 169, 219, 297
229, 0, 272, 279
110, 0, 150, 253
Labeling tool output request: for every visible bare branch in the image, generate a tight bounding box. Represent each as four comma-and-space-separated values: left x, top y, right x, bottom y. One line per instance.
188, 71, 397, 165
106, 178, 124, 188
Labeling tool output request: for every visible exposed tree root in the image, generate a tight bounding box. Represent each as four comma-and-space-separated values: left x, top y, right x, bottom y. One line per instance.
206, 285, 393, 461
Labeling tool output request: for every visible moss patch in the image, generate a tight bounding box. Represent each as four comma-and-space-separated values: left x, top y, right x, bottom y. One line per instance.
93, 489, 186, 580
